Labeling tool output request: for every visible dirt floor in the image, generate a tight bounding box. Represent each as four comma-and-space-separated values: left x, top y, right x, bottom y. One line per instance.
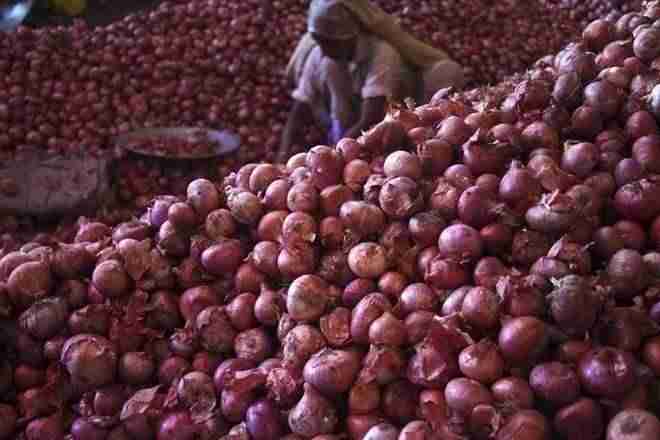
23, 0, 163, 28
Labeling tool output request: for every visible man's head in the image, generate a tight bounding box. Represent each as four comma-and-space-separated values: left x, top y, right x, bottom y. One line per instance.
308, 0, 359, 61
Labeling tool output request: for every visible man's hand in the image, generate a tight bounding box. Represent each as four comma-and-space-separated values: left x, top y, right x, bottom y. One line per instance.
343, 96, 387, 140
278, 100, 311, 163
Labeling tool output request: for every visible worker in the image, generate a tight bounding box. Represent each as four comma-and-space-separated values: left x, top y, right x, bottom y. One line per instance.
277, 0, 464, 162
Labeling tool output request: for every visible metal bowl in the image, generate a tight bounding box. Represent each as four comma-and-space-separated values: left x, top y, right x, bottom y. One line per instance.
115, 127, 241, 159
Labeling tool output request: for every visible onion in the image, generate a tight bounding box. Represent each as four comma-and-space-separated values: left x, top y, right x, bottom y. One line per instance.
306, 145, 344, 190
60, 334, 118, 389
168, 202, 198, 231
320, 185, 354, 217
364, 423, 399, 440
438, 223, 483, 262
417, 139, 453, 176
234, 328, 273, 363
461, 287, 500, 330
195, 305, 236, 353
633, 27, 660, 61
51, 243, 95, 280
571, 105, 604, 140
25, 414, 64, 440
287, 182, 319, 213
525, 192, 577, 235
425, 257, 470, 290
408, 341, 460, 389
606, 409, 660, 440
157, 221, 190, 257
614, 178, 660, 223
92, 260, 131, 298
246, 399, 283, 440
459, 340, 504, 384
549, 275, 600, 336
379, 177, 423, 219
369, 312, 407, 346
205, 209, 237, 240
76, 222, 112, 243
7, 261, 52, 310
529, 362, 580, 406
349, 382, 381, 415
262, 179, 292, 211
578, 347, 637, 399
554, 398, 604, 440
584, 19, 615, 51
429, 179, 460, 220
381, 380, 419, 425
399, 421, 432, 440
249, 164, 281, 194
288, 384, 338, 437
437, 116, 473, 145
201, 240, 246, 276
561, 142, 599, 178
632, 135, 660, 173
340, 201, 386, 237
344, 160, 372, 192
348, 242, 388, 279
286, 275, 328, 322
615, 159, 645, 187
584, 80, 623, 119
458, 185, 503, 229
496, 410, 550, 440
445, 377, 493, 415
498, 317, 549, 365
607, 249, 648, 300
492, 377, 535, 410
304, 348, 360, 395
187, 179, 221, 218
158, 411, 196, 440
627, 112, 659, 140
228, 190, 264, 225
19, 298, 67, 340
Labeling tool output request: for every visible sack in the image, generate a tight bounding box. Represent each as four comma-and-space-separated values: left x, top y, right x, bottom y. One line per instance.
50, 0, 86, 16
0, 149, 114, 218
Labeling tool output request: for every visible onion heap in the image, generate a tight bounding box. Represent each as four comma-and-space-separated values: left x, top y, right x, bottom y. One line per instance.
4, 1, 660, 440
541, 0, 644, 27
0, 0, 583, 158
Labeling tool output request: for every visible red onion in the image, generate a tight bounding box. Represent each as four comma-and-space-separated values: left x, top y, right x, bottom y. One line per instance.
554, 398, 604, 440
459, 340, 504, 384
496, 410, 550, 440
498, 317, 549, 365
60, 334, 118, 389
348, 242, 388, 279
578, 347, 637, 399
288, 384, 338, 437
195, 305, 236, 353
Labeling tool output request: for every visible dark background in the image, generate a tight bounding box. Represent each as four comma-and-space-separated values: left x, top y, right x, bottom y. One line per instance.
23, 0, 162, 27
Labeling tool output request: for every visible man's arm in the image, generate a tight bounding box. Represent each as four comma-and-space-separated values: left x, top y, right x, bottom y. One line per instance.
278, 100, 313, 162
343, 96, 387, 140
